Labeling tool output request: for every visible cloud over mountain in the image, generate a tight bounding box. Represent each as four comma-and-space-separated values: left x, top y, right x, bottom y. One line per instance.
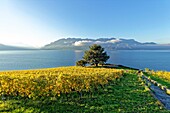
42, 37, 170, 50
74, 40, 93, 46
73, 39, 121, 46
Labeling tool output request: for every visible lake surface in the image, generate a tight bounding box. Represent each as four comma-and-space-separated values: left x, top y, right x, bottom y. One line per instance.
0, 50, 170, 71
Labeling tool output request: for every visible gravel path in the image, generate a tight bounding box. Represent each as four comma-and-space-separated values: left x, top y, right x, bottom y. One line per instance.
142, 75, 170, 110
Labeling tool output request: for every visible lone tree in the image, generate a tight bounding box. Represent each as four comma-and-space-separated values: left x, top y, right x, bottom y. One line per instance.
82, 44, 110, 67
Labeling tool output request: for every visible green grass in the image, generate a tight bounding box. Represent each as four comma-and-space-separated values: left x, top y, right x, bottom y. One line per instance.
145, 72, 170, 88
0, 73, 168, 113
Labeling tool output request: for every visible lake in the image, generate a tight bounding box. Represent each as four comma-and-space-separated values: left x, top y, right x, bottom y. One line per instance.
0, 50, 170, 71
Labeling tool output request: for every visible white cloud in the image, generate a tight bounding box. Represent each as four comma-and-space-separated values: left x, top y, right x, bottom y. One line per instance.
74, 40, 92, 46
107, 39, 121, 43
73, 39, 121, 46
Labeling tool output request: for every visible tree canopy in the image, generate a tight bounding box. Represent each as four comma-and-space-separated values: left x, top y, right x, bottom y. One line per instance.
76, 44, 109, 67
76, 60, 87, 67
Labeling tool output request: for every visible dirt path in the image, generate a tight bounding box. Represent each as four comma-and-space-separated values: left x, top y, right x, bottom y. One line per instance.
142, 75, 170, 110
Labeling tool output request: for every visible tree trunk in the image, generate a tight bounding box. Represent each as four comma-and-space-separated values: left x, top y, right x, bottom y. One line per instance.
95, 63, 98, 67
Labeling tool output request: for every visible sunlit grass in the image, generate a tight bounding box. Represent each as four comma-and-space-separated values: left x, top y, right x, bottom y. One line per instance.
145, 71, 170, 88
0, 71, 167, 112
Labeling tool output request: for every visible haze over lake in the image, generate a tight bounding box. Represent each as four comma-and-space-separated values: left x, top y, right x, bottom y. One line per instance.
0, 50, 169, 71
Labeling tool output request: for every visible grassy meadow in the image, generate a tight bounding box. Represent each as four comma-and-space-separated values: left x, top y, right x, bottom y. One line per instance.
145, 70, 170, 89
0, 66, 169, 112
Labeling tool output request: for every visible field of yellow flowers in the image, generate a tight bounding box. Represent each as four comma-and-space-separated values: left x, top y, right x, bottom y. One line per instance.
151, 71, 170, 81
1, 67, 167, 112
0, 66, 123, 99
145, 70, 170, 88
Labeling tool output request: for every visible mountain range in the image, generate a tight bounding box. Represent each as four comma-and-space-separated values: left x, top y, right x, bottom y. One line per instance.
42, 38, 170, 50
0, 44, 36, 50
1, 38, 170, 50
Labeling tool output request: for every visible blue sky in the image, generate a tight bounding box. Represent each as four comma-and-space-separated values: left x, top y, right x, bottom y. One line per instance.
0, 0, 170, 47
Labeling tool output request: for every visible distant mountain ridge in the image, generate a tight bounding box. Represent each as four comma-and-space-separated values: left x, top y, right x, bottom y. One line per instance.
1, 38, 170, 50
0, 44, 35, 50
42, 38, 170, 50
